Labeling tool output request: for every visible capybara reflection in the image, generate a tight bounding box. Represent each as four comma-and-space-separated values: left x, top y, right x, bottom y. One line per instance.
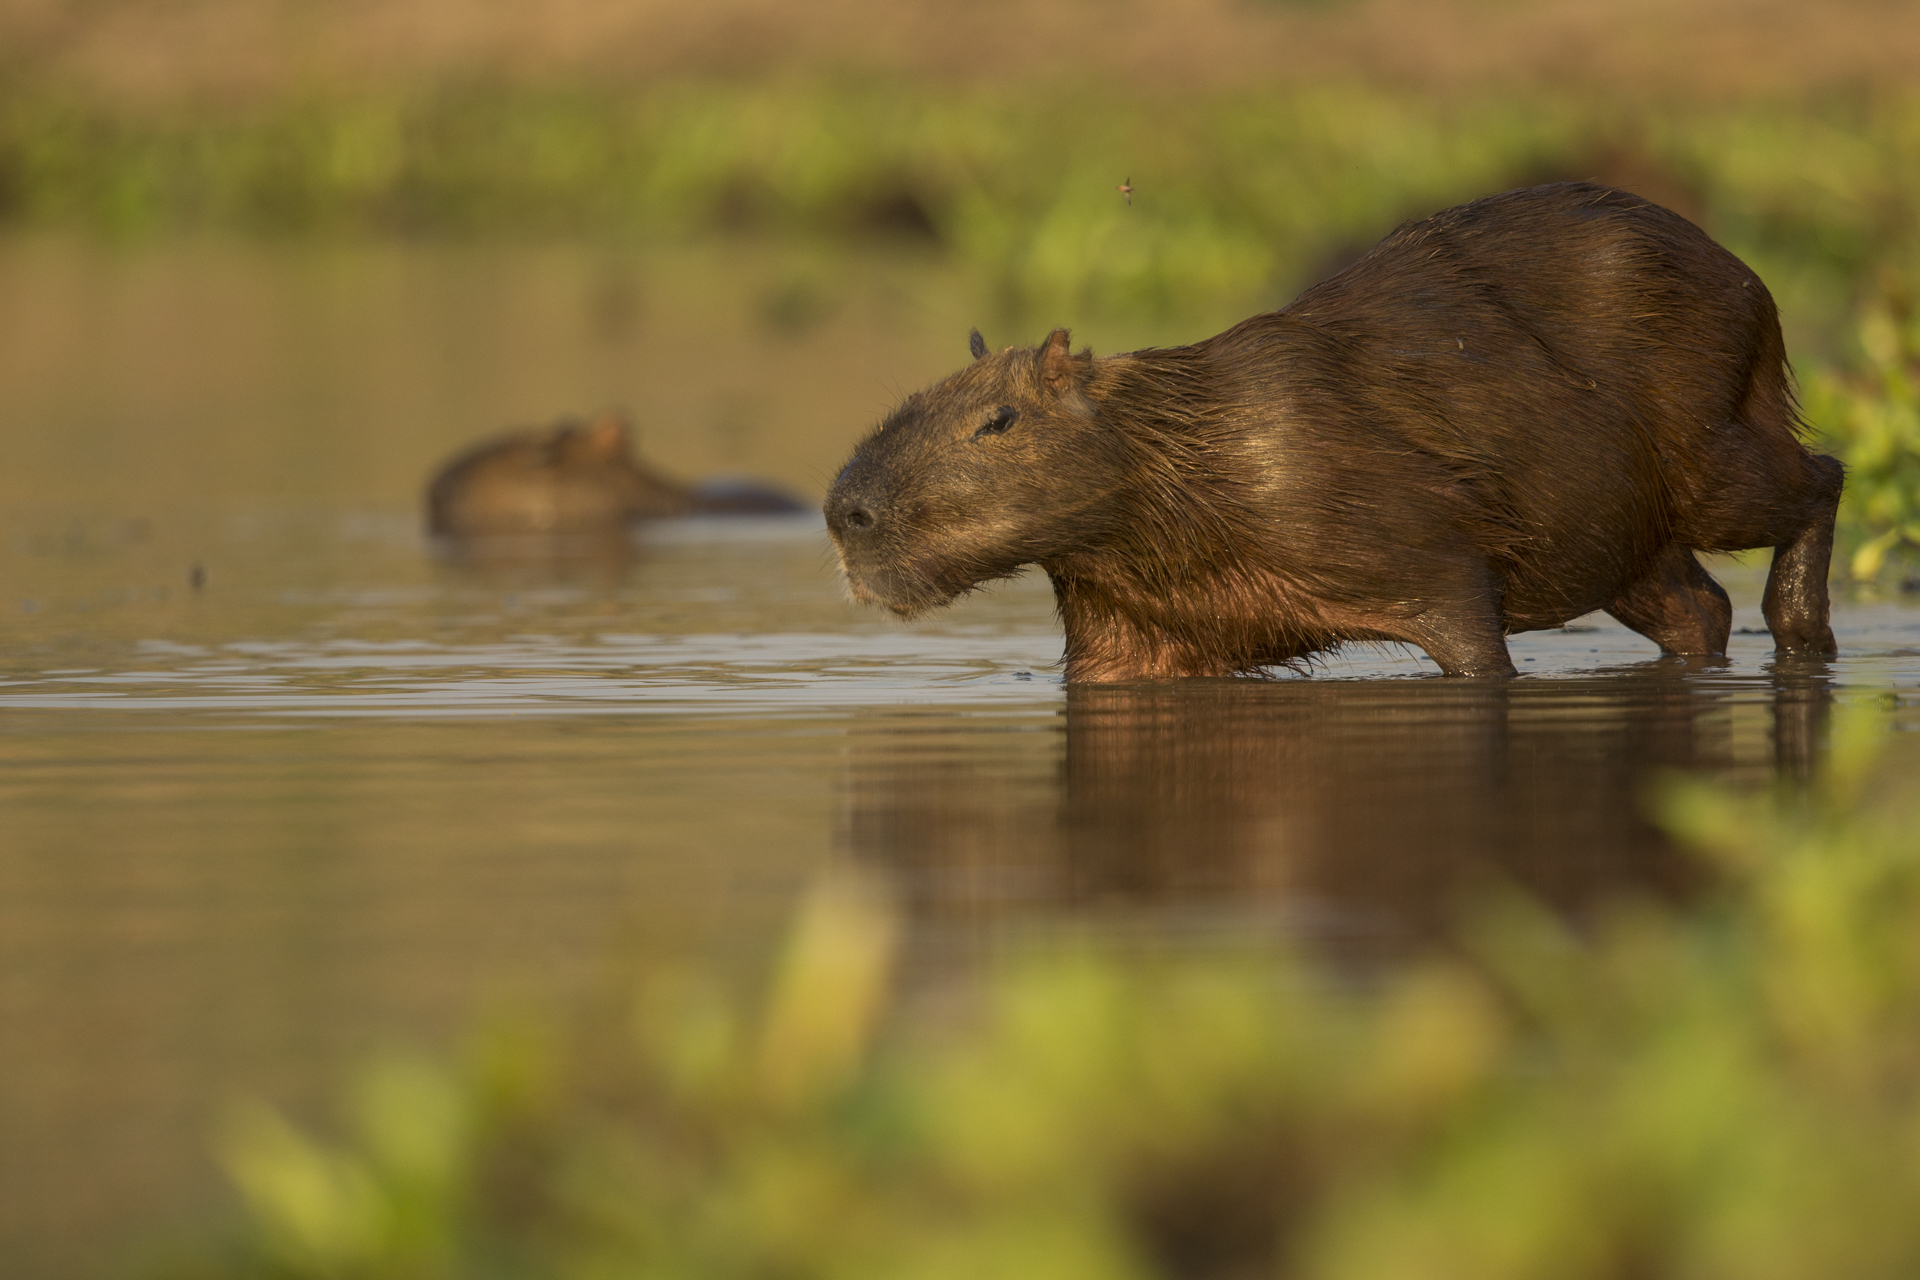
826, 183, 1844, 681
838, 673, 1779, 955
427, 413, 805, 538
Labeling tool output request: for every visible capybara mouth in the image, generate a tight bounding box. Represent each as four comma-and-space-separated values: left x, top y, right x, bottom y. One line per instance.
837, 555, 964, 619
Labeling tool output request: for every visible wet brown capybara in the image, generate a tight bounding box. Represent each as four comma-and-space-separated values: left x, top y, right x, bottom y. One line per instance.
824, 182, 1844, 681
427, 413, 805, 538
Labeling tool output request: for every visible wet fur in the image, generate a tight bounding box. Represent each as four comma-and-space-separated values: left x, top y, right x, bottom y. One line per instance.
827, 183, 1843, 680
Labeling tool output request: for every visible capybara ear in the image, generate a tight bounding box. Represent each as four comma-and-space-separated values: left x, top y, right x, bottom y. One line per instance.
969, 328, 988, 360
1038, 328, 1086, 394
581, 412, 631, 459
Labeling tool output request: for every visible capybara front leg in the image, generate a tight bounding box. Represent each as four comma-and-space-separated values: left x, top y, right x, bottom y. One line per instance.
1607, 544, 1732, 656
1407, 589, 1517, 678
1419, 632, 1517, 677
1763, 454, 1843, 655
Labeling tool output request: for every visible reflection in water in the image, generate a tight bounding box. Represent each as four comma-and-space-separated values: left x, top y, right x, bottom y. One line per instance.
845, 660, 1835, 955
0, 543, 1904, 1280
428, 528, 648, 581
1768, 654, 1835, 783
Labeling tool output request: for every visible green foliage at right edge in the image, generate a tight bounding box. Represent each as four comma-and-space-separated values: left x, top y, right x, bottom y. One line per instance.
1805, 281, 1920, 580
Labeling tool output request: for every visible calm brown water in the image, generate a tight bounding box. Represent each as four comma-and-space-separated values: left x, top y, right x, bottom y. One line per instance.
5, 236, 1920, 1277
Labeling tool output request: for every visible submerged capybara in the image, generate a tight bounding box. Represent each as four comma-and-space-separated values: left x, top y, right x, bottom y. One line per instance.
427, 413, 805, 538
825, 182, 1844, 680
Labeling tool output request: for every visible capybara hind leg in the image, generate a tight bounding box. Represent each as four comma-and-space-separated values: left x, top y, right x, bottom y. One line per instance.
1762, 454, 1843, 655
1606, 544, 1732, 656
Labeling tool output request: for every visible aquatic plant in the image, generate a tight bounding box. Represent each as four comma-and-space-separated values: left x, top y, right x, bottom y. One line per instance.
174, 702, 1920, 1280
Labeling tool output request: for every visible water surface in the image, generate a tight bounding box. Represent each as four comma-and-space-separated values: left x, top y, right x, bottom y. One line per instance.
5, 236, 1920, 1277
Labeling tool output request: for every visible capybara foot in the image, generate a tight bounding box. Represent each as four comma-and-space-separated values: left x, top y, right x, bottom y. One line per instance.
1608, 544, 1732, 656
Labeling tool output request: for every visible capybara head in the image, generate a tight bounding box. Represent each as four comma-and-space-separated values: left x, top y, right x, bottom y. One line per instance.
826, 328, 1130, 616
552, 413, 637, 468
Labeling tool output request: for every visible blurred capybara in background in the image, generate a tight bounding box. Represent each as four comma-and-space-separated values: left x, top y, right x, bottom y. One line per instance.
427, 412, 805, 538
826, 182, 1843, 681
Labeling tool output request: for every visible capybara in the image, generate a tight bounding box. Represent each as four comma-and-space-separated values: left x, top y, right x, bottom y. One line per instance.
427, 413, 805, 538
825, 182, 1844, 680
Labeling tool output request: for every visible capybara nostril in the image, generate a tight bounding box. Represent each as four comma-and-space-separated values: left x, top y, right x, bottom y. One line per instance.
824, 487, 880, 537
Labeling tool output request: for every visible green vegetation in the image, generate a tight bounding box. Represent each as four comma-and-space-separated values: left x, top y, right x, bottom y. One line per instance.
1804, 281, 1920, 580
171, 703, 1920, 1280
2, 84, 1916, 328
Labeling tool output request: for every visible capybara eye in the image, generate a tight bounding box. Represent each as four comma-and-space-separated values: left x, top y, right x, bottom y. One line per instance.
973, 406, 1018, 439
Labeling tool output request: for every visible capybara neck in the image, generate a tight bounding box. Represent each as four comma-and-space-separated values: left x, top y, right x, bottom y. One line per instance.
1041, 345, 1353, 680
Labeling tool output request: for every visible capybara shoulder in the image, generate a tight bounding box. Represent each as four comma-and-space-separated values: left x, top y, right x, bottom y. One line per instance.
826, 182, 1842, 681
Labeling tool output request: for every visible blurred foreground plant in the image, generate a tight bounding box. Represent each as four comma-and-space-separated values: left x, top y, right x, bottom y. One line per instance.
182, 705, 1920, 1280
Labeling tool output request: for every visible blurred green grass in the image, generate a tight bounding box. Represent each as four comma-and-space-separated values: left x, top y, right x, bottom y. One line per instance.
165, 702, 1920, 1280
4, 83, 1916, 327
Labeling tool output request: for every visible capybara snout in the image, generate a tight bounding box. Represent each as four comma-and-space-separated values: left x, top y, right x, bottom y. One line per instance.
828, 330, 1131, 616
826, 182, 1844, 681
